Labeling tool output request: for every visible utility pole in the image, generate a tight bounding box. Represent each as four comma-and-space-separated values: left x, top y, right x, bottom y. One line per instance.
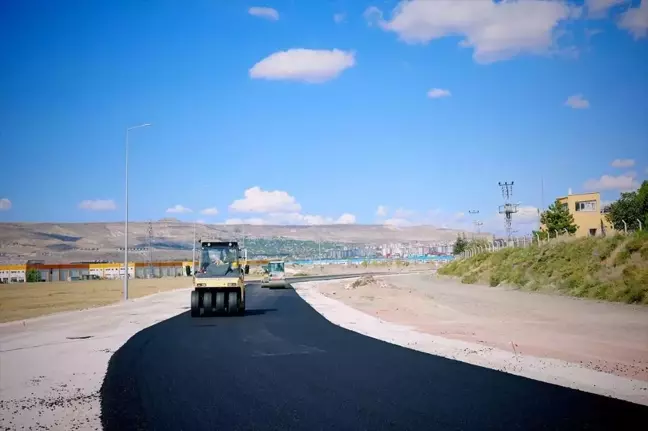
475, 221, 483, 234
192, 221, 197, 276
468, 209, 479, 238
498, 181, 518, 243
124, 122, 151, 300
147, 220, 154, 278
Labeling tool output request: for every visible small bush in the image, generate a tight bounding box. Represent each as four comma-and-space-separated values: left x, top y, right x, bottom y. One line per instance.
461, 273, 478, 284
489, 273, 501, 287
625, 236, 645, 254
614, 250, 631, 266
640, 246, 648, 259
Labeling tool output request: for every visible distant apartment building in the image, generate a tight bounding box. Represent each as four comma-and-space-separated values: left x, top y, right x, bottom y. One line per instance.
542, 190, 614, 237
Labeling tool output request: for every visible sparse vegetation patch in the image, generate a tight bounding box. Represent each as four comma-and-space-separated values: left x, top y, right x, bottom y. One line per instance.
438, 232, 648, 305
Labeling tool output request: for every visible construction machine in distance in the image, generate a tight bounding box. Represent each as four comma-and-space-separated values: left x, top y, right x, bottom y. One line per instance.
260, 259, 287, 289
191, 239, 249, 317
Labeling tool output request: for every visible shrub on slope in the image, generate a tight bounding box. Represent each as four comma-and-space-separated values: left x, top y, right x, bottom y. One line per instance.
438, 232, 648, 305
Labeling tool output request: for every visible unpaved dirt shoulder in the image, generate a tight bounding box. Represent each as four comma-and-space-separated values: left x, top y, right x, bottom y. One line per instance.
0, 289, 190, 431
293, 276, 648, 406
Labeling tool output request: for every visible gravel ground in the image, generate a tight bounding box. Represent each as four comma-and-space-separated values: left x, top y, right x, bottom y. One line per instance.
296, 274, 648, 406
0, 288, 191, 430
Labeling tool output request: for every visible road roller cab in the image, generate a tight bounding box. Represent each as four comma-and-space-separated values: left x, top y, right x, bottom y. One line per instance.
261, 260, 287, 288
190, 240, 248, 317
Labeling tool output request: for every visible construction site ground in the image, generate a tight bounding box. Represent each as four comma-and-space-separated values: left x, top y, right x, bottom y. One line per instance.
316, 273, 648, 382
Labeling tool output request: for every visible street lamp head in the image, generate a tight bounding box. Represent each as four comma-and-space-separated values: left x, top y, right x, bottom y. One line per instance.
128, 123, 152, 131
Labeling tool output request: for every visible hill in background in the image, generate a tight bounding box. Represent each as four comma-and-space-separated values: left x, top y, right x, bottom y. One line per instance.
0, 221, 489, 264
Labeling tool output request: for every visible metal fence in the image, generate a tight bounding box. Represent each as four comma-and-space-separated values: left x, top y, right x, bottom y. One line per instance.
456, 224, 644, 260
455, 236, 536, 259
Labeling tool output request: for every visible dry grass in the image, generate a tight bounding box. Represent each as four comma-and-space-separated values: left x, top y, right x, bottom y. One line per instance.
0, 278, 190, 323
0, 274, 265, 323
438, 232, 648, 305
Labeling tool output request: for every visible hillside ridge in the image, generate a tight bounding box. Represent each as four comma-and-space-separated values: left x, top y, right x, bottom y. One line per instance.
0, 221, 489, 264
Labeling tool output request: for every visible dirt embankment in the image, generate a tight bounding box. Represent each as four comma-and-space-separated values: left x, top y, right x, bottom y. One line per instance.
439, 232, 648, 305
317, 274, 648, 382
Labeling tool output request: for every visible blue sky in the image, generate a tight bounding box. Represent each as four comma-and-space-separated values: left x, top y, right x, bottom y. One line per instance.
1, 0, 647, 234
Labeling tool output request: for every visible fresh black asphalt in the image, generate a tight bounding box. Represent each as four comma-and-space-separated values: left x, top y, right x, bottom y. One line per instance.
100, 277, 648, 430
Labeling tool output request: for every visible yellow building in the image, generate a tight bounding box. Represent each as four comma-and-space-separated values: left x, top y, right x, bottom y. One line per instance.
89, 262, 135, 279
0, 264, 27, 283
542, 191, 614, 237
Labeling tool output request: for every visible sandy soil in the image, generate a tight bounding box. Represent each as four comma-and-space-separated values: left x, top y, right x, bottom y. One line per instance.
0, 288, 191, 430
317, 273, 648, 382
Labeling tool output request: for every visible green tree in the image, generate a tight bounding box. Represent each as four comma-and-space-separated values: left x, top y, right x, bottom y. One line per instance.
26, 269, 40, 283
534, 199, 578, 239
453, 234, 468, 255
468, 237, 490, 249
606, 180, 648, 231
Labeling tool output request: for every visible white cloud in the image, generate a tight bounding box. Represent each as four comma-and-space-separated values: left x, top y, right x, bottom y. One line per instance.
365, 0, 574, 63
565, 94, 590, 109
334, 12, 346, 23
618, 0, 648, 39
376, 205, 388, 216
427, 88, 451, 99
393, 208, 417, 218
611, 158, 635, 168
583, 173, 639, 191
78, 199, 116, 211
200, 207, 219, 215
229, 186, 301, 213
586, 0, 628, 17
226, 186, 354, 226
364, 6, 384, 26
381, 208, 468, 229
248, 6, 279, 21
455, 212, 466, 220
249, 49, 356, 83
224, 211, 354, 226
336, 213, 356, 224
166, 204, 193, 214
0, 198, 12, 211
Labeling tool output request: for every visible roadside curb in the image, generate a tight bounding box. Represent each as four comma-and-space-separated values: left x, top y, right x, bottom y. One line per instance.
292, 279, 648, 407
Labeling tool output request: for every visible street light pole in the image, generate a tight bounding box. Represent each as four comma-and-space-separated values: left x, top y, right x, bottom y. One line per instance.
124, 123, 151, 301
192, 221, 197, 275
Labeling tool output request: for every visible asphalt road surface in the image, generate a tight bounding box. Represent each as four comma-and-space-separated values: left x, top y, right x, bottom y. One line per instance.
101, 279, 648, 431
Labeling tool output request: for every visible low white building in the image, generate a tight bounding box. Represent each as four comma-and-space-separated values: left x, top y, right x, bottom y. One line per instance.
0, 265, 26, 283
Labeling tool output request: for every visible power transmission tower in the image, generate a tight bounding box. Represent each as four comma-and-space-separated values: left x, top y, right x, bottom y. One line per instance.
498, 182, 518, 242
147, 220, 154, 278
